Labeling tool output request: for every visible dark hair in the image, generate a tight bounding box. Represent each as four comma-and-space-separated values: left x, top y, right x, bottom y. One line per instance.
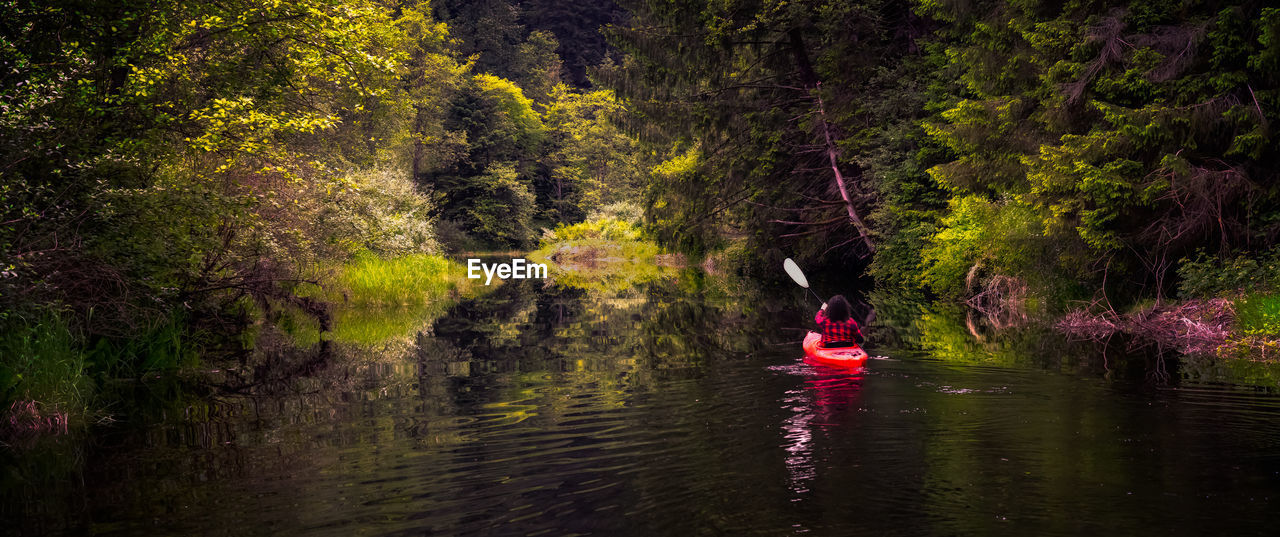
827, 295, 852, 322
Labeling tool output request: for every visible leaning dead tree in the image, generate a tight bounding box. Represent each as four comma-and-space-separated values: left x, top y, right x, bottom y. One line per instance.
608, 16, 885, 260
813, 82, 876, 254
786, 29, 876, 256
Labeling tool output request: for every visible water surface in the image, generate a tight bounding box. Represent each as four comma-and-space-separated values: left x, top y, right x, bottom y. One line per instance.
5, 276, 1280, 536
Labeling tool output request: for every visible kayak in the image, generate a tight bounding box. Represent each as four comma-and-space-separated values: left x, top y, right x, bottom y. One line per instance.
802, 331, 868, 368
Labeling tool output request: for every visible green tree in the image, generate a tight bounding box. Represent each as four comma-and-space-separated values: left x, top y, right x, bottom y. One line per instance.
920, 0, 1280, 303
512, 30, 565, 104
431, 0, 524, 79
0, 0, 461, 402
606, 0, 932, 274
540, 85, 643, 224
422, 73, 545, 248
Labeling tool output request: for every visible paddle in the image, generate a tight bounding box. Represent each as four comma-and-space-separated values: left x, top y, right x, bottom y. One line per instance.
785, 258, 877, 358
783, 258, 826, 305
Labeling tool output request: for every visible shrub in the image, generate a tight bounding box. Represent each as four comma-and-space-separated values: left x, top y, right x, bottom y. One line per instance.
586, 201, 644, 224
1177, 250, 1280, 298
1236, 294, 1280, 335
540, 217, 643, 244
319, 167, 438, 257
920, 195, 1068, 304
920, 196, 992, 298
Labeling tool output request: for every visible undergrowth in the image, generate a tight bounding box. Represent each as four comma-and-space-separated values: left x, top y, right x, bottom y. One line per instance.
0, 309, 200, 422
1235, 293, 1280, 335
326, 253, 456, 306
0, 311, 87, 416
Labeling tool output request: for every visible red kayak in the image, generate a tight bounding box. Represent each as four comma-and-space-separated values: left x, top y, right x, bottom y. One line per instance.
802, 331, 868, 368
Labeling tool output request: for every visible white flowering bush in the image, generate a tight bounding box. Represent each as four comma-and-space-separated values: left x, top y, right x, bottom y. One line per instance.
318, 167, 439, 257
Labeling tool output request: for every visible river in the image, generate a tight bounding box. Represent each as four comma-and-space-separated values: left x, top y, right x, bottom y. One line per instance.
4, 269, 1280, 536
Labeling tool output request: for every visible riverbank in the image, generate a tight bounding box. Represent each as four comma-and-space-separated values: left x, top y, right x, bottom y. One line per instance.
526, 204, 682, 292
530, 204, 659, 265
0, 253, 475, 436
1057, 294, 1280, 360
289, 253, 487, 345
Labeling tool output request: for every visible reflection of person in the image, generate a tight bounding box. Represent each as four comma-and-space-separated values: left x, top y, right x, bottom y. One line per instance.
815, 295, 864, 348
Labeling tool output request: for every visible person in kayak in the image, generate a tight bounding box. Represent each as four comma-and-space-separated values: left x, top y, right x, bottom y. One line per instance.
815, 295, 864, 348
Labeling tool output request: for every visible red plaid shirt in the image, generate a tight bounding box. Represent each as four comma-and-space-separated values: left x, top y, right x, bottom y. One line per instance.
815, 309, 862, 345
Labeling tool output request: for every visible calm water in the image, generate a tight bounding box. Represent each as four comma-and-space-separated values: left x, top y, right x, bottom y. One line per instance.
5, 275, 1280, 536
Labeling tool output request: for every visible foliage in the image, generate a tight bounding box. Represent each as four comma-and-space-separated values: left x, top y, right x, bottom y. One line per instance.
0, 0, 460, 414
1177, 250, 1280, 298
512, 30, 565, 103
421, 70, 646, 248
587, 201, 645, 224
609, 0, 1280, 318
607, 0, 937, 278
319, 168, 439, 257
297, 254, 486, 344
1, 0, 436, 304
920, 0, 1280, 305
421, 74, 544, 248
0, 312, 87, 414
323, 253, 456, 307
474, 74, 547, 144
539, 86, 645, 224
542, 216, 644, 244
0, 306, 206, 414
0, 0, 652, 420
532, 206, 663, 293
644, 147, 722, 256
431, 0, 625, 87
469, 163, 538, 247
1235, 294, 1280, 336
920, 195, 1065, 302
431, 0, 525, 79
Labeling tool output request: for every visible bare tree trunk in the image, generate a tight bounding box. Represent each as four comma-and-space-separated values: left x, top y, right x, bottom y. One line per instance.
412, 140, 422, 179
412, 107, 424, 180
556, 175, 564, 223
789, 29, 876, 254
814, 85, 875, 253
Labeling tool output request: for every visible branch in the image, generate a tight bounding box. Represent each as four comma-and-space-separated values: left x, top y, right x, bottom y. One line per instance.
769, 216, 847, 226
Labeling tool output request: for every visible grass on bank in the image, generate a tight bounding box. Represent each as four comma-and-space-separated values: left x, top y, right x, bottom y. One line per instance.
1, 253, 475, 425
1235, 293, 1280, 335
0, 312, 88, 418
325, 253, 457, 306
532, 214, 660, 264
285, 253, 483, 345
0, 309, 200, 427
1213, 293, 1280, 360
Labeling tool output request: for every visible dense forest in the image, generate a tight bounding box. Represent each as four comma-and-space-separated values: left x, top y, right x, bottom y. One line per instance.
610, 0, 1279, 305
0, 0, 645, 409
3, 0, 1280, 413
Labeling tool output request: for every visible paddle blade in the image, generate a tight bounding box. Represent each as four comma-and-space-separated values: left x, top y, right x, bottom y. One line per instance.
783, 258, 809, 288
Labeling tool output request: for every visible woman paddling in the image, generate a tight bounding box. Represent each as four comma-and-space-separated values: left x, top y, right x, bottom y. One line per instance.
814, 295, 864, 348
